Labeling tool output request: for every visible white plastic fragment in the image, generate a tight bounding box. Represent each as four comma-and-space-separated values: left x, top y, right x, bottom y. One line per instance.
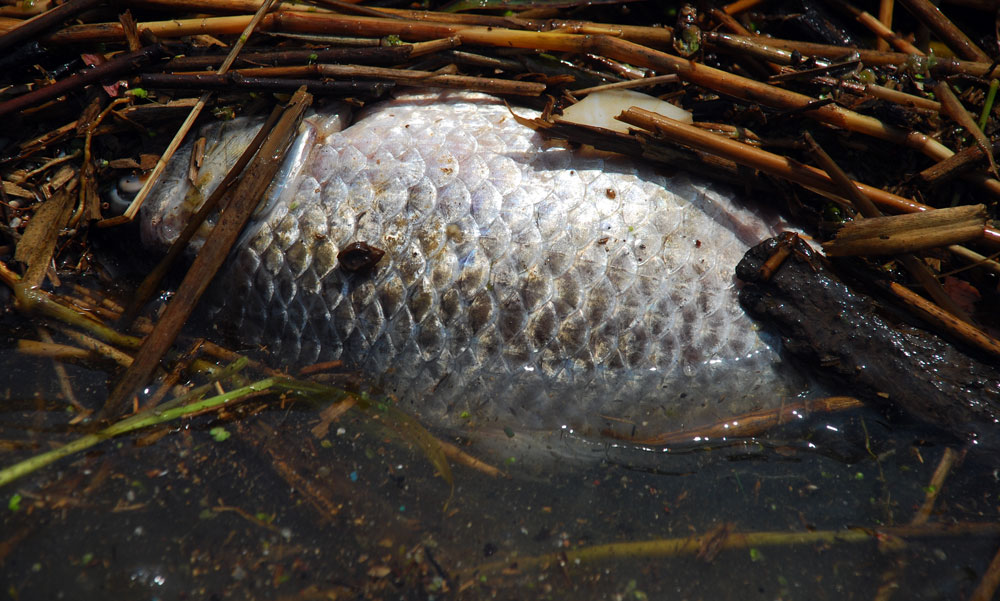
557, 89, 692, 133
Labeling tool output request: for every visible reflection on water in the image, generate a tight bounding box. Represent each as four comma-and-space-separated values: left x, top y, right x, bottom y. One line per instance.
0, 310, 997, 601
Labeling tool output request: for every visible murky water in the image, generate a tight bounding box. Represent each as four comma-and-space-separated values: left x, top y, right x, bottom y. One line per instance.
0, 297, 997, 600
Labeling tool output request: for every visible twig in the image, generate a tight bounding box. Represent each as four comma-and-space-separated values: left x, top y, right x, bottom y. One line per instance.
911, 447, 962, 525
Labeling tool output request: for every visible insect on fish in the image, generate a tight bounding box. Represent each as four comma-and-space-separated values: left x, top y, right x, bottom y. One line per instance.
138, 90, 809, 440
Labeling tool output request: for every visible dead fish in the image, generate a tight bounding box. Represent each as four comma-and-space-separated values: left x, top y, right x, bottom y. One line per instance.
139, 90, 809, 438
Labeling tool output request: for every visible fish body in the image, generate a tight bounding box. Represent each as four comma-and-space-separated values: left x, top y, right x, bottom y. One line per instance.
143, 91, 805, 435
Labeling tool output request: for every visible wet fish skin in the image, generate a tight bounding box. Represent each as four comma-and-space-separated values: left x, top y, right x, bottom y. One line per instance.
143, 91, 805, 435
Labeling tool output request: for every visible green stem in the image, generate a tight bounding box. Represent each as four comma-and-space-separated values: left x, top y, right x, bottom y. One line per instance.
0, 359, 267, 489
979, 78, 998, 131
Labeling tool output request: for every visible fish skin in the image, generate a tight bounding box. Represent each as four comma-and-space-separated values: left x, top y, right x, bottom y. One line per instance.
142, 91, 807, 435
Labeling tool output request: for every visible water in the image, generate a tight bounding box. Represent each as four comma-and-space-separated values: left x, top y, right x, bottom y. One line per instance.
0, 311, 996, 599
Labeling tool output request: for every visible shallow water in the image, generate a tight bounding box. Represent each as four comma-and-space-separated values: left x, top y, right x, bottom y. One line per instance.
0, 308, 997, 600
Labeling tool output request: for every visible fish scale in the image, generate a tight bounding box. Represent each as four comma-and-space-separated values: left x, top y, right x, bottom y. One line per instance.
142, 90, 807, 435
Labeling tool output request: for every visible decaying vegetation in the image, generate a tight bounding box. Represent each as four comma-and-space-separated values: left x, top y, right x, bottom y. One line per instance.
1, 0, 1000, 598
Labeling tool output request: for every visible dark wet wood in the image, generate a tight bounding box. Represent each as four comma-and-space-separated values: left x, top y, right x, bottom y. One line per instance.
0, 44, 167, 119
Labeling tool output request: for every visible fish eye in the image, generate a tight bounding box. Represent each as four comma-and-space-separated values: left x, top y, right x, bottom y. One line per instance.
104, 172, 147, 215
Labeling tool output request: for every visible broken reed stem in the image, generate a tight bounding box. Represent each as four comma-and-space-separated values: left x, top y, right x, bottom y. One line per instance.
887, 281, 1000, 359
227, 64, 546, 95
113, 0, 675, 47
0, 44, 167, 119
969, 543, 1000, 601
34, 8, 1000, 199
0, 0, 101, 53
935, 80, 999, 177
835, 0, 922, 55
137, 72, 391, 95
104, 87, 312, 417
464, 522, 1000, 578
608, 396, 864, 445
616, 107, 1000, 246
911, 447, 962, 526
896, 0, 991, 62
160, 44, 420, 71
706, 31, 999, 77
823, 205, 987, 256
804, 130, 975, 324
124, 104, 283, 323
57, 15, 950, 165
0, 359, 258, 489
110, 0, 281, 226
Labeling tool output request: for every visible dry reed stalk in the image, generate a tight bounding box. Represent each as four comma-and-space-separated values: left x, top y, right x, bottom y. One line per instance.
466, 522, 1000, 577
618, 106, 1000, 244
0, 0, 100, 53
888, 281, 1000, 358
109, 0, 281, 226
823, 205, 987, 256
122, 0, 675, 47
724, 33, 997, 77
617, 397, 864, 445
896, 0, 990, 62
104, 87, 312, 416
229, 64, 546, 95
911, 447, 961, 526
43, 12, 984, 178
834, 0, 923, 54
